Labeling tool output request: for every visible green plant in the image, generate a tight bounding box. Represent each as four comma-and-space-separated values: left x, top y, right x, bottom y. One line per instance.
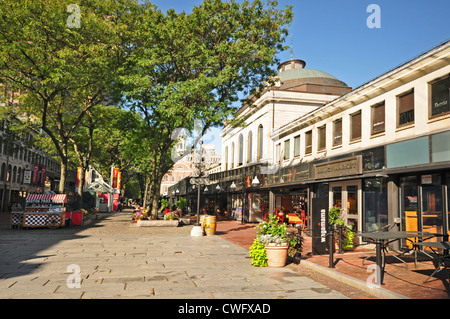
255, 214, 288, 243
160, 199, 169, 211
286, 230, 303, 261
176, 197, 186, 209
249, 238, 267, 267
164, 211, 179, 220
328, 206, 354, 250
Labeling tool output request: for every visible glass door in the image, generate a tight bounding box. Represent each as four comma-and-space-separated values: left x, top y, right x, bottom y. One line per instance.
330, 180, 361, 233
421, 175, 444, 242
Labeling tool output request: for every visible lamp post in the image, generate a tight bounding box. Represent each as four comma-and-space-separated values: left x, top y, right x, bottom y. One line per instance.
189, 140, 209, 236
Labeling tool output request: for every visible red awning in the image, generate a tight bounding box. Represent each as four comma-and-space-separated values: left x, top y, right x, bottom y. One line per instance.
26, 194, 67, 203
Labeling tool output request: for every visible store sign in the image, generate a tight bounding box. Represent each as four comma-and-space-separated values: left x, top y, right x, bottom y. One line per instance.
421, 175, 432, 184
23, 170, 32, 184
320, 209, 327, 243
313, 156, 362, 179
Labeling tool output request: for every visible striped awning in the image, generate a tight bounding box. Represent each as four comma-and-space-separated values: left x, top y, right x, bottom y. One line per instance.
26, 194, 67, 203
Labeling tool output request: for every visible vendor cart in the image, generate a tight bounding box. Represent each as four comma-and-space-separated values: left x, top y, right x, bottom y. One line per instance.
22, 194, 67, 228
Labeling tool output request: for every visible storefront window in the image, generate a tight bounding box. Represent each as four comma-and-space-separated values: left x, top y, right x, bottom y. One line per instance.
421, 174, 443, 237
398, 90, 414, 126
318, 125, 326, 151
431, 130, 450, 163
430, 75, 450, 118
447, 174, 450, 238
387, 137, 429, 168
364, 177, 387, 232
371, 102, 385, 135
351, 111, 361, 141
333, 119, 342, 147
294, 135, 300, 157
362, 147, 385, 171
305, 130, 312, 155
400, 176, 418, 233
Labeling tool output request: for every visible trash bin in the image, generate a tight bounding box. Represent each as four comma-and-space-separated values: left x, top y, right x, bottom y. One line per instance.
71, 210, 83, 226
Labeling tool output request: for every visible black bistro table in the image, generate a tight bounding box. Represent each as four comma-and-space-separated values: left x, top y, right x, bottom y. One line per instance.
356, 231, 436, 285
413, 241, 450, 283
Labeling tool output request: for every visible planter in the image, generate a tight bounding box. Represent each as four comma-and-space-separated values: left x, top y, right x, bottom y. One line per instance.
204, 215, 217, 236
136, 220, 179, 227
265, 243, 289, 267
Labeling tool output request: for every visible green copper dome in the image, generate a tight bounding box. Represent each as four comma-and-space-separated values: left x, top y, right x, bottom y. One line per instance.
276, 59, 349, 88
279, 68, 340, 81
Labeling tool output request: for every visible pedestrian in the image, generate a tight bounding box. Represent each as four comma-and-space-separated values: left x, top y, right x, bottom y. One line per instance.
118, 201, 122, 212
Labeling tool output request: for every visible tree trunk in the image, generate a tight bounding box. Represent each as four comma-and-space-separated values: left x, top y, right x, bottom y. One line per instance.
77, 167, 86, 210
142, 179, 150, 209
59, 156, 67, 194
150, 181, 161, 220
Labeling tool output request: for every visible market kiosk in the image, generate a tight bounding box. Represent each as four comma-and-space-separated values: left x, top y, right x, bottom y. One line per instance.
20, 193, 67, 228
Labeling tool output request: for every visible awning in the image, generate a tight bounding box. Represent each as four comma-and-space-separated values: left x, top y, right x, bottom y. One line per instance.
85, 180, 113, 194
26, 194, 67, 203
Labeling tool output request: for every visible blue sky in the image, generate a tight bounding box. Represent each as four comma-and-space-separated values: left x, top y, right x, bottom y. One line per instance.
150, 0, 450, 153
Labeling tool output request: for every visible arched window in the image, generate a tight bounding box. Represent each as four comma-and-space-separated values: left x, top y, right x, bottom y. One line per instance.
247, 131, 253, 163
12, 166, 17, 183
224, 146, 228, 171
238, 134, 243, 166
18, 167, 22, 184
257, 124, 263, 161
6, 164, 11, 182
0, 163, 5, 181
231, 142, 235, 169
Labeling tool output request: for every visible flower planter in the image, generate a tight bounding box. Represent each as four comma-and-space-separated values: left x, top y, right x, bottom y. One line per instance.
265, 243, 289, 267
136, 220, 179, 227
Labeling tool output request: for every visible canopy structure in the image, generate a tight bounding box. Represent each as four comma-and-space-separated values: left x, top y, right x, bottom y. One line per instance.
85, 180, 113, 194
26, 194, 67, 203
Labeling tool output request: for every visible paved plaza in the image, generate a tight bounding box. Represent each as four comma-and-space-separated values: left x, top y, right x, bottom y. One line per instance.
0, 211, 348, 300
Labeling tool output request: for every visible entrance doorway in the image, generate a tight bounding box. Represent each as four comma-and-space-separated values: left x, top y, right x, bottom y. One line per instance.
330, 180, 361, 233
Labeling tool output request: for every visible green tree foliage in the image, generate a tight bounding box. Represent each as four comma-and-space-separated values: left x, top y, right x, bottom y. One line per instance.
119, 0, 293, 219
0, 0, 139, 192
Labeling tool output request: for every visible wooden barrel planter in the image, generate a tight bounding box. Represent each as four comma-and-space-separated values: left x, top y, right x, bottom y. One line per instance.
204, 215, 217, 236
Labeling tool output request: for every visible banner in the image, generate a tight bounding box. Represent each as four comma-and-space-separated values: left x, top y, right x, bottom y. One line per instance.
32, 164, 39, 185
117, 171, 121, 190
76, 167, 81, 189
112, 168, 119, 189
40, 167, 46, 186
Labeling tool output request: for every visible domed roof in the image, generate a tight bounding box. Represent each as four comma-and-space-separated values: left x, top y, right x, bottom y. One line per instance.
279, 68, 340, 82
275, 59, 349, 89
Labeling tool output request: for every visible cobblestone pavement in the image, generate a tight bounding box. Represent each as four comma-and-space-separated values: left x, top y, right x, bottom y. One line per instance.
0, 210, 352, 300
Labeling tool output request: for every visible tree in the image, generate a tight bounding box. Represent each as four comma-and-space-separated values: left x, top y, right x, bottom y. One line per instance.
69, 104, 134, 208
0, 0, 140, 193
119, 0, 293, 219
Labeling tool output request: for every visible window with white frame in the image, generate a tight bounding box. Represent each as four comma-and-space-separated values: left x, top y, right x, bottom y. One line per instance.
294, 135, 300, 157
333, 119, 342, 147
284, 139, 290, 160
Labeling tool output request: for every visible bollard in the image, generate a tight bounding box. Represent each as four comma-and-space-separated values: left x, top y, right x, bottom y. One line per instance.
328, 225, 335, 268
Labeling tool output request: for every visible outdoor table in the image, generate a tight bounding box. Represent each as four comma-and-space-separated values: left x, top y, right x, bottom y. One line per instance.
413, 241, 450, 283
355, 231, 436, 285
